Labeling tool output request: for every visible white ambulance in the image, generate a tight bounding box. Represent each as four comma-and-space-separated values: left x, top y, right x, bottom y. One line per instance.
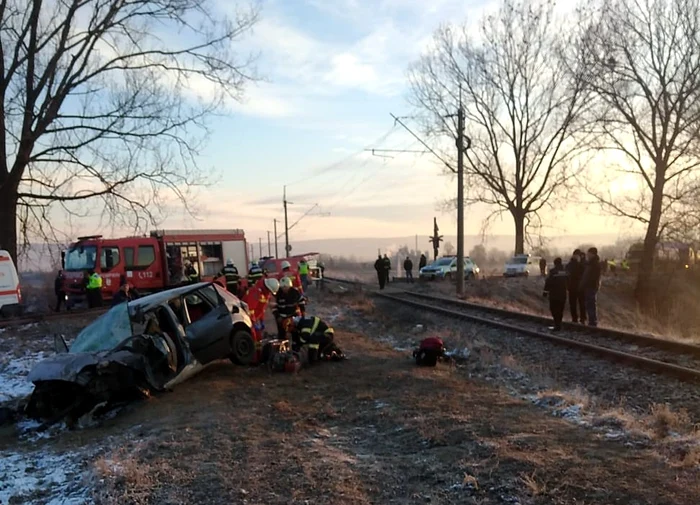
0, 250, 22, 317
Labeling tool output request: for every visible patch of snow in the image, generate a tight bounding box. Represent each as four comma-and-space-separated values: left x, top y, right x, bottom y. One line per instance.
0, 449, 90, 505
374, 401, 388, 409
446, 347, 471, 359
0, 351, 45, 402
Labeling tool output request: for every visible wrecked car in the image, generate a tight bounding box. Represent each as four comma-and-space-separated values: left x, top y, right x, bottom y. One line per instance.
26, 282, 255, 425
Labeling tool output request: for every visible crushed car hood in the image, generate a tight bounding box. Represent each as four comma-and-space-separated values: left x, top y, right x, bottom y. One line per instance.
27, 352, 105, 384
27, 348, 150, 385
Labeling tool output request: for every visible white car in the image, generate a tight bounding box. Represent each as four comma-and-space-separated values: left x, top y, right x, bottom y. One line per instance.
419, 256, 480, 280
503, 254, 537, 277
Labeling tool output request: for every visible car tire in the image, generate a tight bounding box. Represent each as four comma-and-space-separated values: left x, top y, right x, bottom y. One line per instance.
466, 272, 475, 280
230, 330, 256, 365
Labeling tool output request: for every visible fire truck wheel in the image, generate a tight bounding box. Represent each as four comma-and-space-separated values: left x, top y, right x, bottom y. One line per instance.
230, 330, 255, 365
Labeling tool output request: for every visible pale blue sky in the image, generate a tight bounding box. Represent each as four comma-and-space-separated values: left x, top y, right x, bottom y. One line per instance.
156, 0, 640, 245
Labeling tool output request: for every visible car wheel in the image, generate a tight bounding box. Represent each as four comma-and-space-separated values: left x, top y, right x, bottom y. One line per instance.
466, 272, 474, 280
230, 330, 256, 365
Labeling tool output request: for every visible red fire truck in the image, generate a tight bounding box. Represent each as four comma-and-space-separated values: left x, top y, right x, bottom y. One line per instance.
62, 229, 249, 308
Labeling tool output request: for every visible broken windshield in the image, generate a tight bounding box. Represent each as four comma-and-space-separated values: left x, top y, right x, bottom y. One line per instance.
70, 303, 133, 353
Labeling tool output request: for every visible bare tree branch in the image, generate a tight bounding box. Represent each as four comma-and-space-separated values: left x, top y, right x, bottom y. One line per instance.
0, 0, 259, 262
408, 0, 592, 255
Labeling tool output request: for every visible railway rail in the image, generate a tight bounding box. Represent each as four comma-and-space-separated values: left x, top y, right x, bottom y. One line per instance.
323, 276, 700, 382
0, 307, 108, 330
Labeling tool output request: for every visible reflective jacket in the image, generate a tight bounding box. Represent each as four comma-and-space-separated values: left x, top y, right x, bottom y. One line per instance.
87, 273, 103, 290
299, 262, 309, 275
295, 316, 333, 349
221, 265, 240, 283
248, 265, 263, 283
275, 287, 305, 318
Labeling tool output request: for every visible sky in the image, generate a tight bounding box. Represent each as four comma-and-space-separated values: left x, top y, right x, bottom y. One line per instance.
104, 0, 647, 247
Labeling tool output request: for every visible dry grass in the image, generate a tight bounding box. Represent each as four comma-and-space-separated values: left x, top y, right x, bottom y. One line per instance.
273, 400, 294, 415
93, 450, 156, 504
520, 471, 546, 496
649, 403, 692, 439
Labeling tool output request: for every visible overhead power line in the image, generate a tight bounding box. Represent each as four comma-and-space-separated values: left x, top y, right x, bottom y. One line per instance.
389, 113, 456, 173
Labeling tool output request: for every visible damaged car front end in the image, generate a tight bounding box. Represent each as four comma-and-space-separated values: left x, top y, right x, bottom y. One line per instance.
25, 282, 253, 427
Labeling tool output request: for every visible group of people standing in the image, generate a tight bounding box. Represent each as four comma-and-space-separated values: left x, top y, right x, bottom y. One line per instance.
543, 247, 602, 331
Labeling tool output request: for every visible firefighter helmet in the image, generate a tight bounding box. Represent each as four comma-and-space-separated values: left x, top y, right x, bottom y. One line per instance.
264, 277, 280, 295
226, 258, 234, 266
281, 260, 291, 270
279, 276, 293, 289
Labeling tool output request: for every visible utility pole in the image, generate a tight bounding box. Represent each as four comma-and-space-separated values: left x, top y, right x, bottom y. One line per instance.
456, 101, 466, 296
274, 219, 279, 257
267, 231, 271, 256
258, 237, 262, 258
283, 186, 290, 257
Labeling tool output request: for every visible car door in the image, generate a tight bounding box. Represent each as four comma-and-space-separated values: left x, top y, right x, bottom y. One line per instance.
183, 285, 233, 364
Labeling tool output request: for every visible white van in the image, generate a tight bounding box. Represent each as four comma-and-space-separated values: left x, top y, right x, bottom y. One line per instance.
504, 253, 537, 277
0, 250, 23, 316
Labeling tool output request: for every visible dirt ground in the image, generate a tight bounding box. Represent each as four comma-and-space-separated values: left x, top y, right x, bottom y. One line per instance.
12, 336, 695, 503
3, 288, 700, 504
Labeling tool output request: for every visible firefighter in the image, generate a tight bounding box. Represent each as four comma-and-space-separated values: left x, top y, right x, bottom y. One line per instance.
247, 262, 263, 285
274, 276, 305, 338
289, 315, 336, 364
184, 260, 199, 284
279, 260, 303, 292
219, 258, 240, 295
86, 269, 103, 308
243, 277, 280, 341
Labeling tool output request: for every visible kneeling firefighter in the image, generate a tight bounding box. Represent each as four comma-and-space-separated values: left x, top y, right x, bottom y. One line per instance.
289, 315, 344, 364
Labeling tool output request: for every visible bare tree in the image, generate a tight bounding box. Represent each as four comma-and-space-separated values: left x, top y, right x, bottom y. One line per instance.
0, 0, 259, 262
408, 0, 591, 255
576, 0, 700, 303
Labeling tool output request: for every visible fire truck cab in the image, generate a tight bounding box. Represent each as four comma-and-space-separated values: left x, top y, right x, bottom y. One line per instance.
62, 229, 248, 308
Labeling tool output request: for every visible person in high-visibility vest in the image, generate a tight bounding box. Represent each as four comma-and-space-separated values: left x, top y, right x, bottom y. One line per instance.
298, 259, 310, 292
86, 269, 103, 308
243, 277, 280, 352
289, 315, 335, 364
184, 260, 199, 284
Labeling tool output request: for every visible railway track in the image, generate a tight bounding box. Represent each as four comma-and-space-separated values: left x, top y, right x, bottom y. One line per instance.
324, 276, 700, 382
0, 307, 108, 330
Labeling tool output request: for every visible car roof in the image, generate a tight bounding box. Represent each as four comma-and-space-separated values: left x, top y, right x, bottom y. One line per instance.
127, 282, 213, 312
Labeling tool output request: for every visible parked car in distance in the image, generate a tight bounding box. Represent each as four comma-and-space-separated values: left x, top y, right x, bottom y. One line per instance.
26, 282, 254, 425
419, 256, 480, 281
0, 249, 23, 317
503, 254, 537, 277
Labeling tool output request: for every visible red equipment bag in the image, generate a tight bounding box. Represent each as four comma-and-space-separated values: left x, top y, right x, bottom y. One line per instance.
413, 337, 446, 367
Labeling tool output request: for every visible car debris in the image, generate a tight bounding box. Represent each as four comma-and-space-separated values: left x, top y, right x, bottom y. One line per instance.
25, 282, 255, 427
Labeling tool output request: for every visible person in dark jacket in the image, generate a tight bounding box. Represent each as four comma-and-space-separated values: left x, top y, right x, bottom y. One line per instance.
374, 255, 386, 290
579, 247, 601, 327
111, 282, 132, 307
565, 249, 586, 324
54, 271, 65, 312
543, 257, 568, 331
404, 256, 414, 283
419, 254, 427, 271
539, 257, 547, 276
382, 254, 392, 285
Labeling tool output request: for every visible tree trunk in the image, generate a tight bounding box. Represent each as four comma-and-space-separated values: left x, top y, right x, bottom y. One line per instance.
513, 209, 525, 255
635, 170, 665, 307
0, 184, 18, 264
